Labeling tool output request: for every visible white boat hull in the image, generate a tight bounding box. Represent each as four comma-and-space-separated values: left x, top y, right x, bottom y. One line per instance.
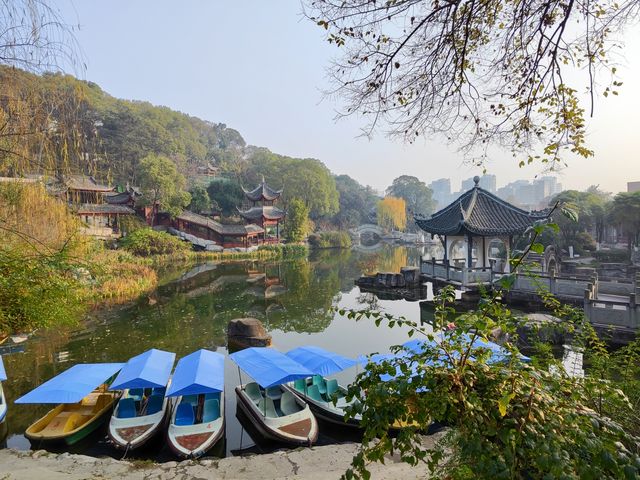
108, 390, 170, 450
0, 382, 7, 424
282, 383, 362, 428
167, 392, 225, 458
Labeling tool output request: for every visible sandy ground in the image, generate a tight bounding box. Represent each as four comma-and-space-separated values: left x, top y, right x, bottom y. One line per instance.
0, 441, 437, 480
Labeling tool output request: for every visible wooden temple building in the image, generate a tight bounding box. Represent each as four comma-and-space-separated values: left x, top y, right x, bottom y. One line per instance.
416, 176, 548, 288
175, 210, 265, 248
237, 178, 286, 242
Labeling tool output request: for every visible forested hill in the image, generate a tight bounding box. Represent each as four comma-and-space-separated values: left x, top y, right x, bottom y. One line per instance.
0, 66, 245, 184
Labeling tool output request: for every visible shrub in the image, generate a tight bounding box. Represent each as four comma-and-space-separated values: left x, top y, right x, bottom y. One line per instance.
593, 248, 630, 263
120, 228, 191, 256
308, 231, 352, 249
258, 243, 308, 258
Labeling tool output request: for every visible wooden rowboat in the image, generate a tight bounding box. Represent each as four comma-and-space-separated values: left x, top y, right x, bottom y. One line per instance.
25, 386, 119, 445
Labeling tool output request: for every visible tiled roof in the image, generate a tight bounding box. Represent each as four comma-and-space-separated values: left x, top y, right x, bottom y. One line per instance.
242, 179, 282, 202
237, 205, 285, 221
415, 180, 549, 236
74, 204, 135, 215
177, 210, 264, 236
65, 175, 114, 192
105, 191, 135, 205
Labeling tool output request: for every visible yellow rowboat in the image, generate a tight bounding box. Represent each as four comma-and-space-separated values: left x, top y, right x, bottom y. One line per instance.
16, 363, 124, 446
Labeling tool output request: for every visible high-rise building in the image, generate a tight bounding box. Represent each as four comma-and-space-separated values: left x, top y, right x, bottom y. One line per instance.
628, 181, 640, 193
461, 174, 496, 193
429, 178, 452, 209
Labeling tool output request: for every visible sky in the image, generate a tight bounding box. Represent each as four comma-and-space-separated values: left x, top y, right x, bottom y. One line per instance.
55, 1, 640, 195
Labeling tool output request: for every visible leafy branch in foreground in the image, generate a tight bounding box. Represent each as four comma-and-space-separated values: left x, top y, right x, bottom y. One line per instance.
338, 221, 640, 479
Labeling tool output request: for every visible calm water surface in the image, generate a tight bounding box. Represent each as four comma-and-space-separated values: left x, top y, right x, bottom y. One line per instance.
1, 246, 438, 459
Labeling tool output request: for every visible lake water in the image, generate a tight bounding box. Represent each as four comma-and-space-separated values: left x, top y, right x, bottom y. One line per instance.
1, 245, 439, 459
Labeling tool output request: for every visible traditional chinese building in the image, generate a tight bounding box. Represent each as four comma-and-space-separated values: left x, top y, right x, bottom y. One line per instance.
237, 178, 285, 242
415, 176, 548, 287
175, 210, 264, 248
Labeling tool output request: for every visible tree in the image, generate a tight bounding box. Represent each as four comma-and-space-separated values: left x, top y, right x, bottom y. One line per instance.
285, 198, 311, 243
386, 175, 435, 230
188, 185, 212, 214
305, 1, 640, 166
206, 179, 245, 217
334, 174, 379, 228
609, 191, 640, 256
376, 196, 406, 232
138, 154, 191, 224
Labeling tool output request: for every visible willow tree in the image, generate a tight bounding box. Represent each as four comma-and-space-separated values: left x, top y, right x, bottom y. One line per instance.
377, 196, 406, 231
305, 0, 640, 167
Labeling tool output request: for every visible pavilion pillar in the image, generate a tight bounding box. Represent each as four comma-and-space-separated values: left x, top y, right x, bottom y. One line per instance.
482, 236, 486, 268
467, 234, 473, 268
443, 235, 448, 262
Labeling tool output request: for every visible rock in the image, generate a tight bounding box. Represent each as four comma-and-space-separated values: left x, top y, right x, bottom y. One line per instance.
401, 266, 421, 286
31, 450, 48, 459
227, 318, 272, 350
161, 461, 178, 470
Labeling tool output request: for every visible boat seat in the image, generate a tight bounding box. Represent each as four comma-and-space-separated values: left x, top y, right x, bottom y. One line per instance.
128, 388, 144, 400
204, 392, 221, 402
92, 394, 112, 413
293, 379, 306, 392
257, 396, 279, 418
312, 375, 327, 395
202, 399, 220, 422
145, 394, 163, 415
175, 403, 194, 426
326, 379, 339, 399
182, 394, 198, 405
281, 391, 302, 416
265, 386, 282, 400
152, 387, 166, 396
63, 413, 86, 433
245, 382, 263, 405
116, 397, 137, 419
307, 384, 324, 403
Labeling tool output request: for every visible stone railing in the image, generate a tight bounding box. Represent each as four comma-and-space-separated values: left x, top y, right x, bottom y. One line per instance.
420, 259, 493, 287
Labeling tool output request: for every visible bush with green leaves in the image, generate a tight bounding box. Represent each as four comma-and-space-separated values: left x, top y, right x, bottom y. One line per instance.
120, 228, 191, 257
341, 220, 640, 479
593, 249, 630, 263
257, 243, 308, 258
308, 231, 352, 249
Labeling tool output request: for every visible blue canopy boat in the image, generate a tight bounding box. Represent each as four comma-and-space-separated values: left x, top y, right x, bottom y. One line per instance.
108, 348, 175, 451
166, 349, 225, 458
284, 346, 361, 428
16, 363, 124, 445
0, 355, 6, 424
230, 347, 319, 446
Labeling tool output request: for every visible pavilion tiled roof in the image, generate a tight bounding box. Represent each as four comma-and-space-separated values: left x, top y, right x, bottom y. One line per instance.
65, 175, 114, 192
415, 178, 549, 236
237, 205, 285, 221
242, 179, 283, 202
177, 210, 264, 236
74, 204, 135, 215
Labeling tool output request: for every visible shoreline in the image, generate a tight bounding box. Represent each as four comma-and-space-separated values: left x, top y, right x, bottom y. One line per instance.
0, 439, 439, 479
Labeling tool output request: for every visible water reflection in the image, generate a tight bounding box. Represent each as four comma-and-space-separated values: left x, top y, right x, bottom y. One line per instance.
1, 246, 423, 457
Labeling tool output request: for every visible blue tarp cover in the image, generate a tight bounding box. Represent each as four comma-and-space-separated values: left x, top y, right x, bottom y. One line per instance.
0, 355, 6, 381
15, 363, 124, 404
109, 348, 175, 390
230, 347, 314, 388
403, 335, 529, 364
166, 349, 224, 397
286, 346, 356, 376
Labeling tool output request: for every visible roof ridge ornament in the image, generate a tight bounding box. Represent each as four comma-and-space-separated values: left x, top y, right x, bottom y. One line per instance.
473, 175, 480, 187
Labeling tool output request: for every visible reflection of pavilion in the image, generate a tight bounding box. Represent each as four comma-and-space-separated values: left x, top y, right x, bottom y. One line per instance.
244, 264, 287, 320
416, 176, 548, 289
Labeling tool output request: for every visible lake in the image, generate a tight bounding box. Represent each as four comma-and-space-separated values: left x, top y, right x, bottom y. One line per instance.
1, 245, 440, 458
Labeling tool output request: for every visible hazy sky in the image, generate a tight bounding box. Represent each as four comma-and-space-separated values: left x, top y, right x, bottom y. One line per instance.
56, 1, 640, 194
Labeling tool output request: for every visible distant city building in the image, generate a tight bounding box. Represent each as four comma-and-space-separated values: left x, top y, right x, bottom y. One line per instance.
628, 181, 640, 193
462, 174, 496, 193
428, 178, 451, 209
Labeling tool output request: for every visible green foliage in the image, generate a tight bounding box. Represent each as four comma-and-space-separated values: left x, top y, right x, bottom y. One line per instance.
285, 198, 311, 242
246, 148, 339, 219
386, 175, 436, 229
610, 191, 640, 252
257, 243, 308, 258
138, 154, 191, 221
189, 184, 212, 213
308, 231, 352, 249
334, 174, 379, 228
206, 179, 245, 217
593, 249, 630, 263
120, 228, 191, 257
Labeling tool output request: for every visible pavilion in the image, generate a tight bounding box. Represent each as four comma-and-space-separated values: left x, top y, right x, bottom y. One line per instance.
415, 176, 548, 287
237, 178, 285, 242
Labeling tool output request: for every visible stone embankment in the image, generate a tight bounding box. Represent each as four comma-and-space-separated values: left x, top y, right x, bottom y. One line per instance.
0, 440, 439, 479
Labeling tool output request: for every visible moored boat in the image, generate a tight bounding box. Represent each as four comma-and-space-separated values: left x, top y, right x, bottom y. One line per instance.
166, 349, 225, 458
15, 363, 124, 445
230, 347, 318, 446
284, 346, 361, 428
108, 348, 175, 451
